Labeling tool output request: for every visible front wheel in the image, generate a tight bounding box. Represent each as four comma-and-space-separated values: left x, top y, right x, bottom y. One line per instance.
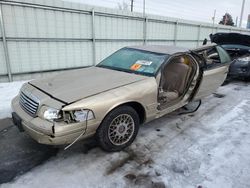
96, 106, 140, 152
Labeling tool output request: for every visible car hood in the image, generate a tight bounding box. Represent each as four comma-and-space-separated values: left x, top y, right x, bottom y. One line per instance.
210, 33, 250, 46
29, 67, 147, 104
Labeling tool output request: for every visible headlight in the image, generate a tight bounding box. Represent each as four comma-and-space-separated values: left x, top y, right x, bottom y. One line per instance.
39, 106, 94, 123
63, 109, 95, 123
238, 56, 250, 62
40, 106, 61, 121
73, 110, 94, 122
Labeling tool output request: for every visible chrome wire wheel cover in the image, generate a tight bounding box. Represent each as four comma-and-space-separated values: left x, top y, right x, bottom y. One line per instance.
108, 114, 135, 146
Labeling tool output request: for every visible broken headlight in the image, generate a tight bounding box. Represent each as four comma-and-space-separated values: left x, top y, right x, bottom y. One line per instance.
63, 109, 95, 123
39, 106, 62, 121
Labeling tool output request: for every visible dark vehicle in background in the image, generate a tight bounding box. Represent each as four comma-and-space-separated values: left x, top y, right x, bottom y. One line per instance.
210, 33, 250, 81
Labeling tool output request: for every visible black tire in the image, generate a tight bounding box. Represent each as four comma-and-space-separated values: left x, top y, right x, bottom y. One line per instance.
96, 106, 140, 152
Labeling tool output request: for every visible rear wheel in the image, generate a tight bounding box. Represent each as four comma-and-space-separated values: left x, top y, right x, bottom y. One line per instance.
96, 106, 140, 152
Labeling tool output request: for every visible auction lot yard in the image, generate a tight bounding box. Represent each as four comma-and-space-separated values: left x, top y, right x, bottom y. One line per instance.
0, 81, 250, 188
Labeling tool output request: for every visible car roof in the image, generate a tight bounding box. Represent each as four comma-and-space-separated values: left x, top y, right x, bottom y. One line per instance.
127, 45, 189, 55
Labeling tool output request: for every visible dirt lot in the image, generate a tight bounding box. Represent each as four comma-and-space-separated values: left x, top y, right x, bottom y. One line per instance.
1, 81, 250, 188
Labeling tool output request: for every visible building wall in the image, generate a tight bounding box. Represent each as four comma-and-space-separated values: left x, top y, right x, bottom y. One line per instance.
0, 0, 250, 82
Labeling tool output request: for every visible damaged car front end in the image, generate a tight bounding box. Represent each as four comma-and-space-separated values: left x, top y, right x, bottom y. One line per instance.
11, 64, 155, 149
12, 83, 98, 145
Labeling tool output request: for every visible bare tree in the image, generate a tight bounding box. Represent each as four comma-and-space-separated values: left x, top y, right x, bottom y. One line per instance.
219, 13, 235, 26
117, 1, 129, 11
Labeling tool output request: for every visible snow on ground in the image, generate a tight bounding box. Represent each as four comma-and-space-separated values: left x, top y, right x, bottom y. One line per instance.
1, 81, 250, 188
0, 81, 27, 119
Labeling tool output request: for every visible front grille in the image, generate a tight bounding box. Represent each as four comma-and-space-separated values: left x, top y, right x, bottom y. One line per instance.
19, 91, 39, 116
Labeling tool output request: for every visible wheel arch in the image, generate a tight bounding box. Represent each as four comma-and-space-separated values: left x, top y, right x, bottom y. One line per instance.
103, 101, 146, 125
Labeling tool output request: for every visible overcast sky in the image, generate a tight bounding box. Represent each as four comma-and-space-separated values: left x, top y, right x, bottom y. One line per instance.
64, 0, 250, 28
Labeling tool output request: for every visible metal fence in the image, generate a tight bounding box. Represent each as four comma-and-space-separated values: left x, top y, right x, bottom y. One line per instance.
1, 0, 250, 82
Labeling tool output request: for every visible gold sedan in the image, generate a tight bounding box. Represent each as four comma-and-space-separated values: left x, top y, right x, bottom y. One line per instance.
11, 45, 231, 151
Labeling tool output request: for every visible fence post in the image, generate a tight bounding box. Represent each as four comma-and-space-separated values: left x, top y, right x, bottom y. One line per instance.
0, 4, 12, 81
197, 24, 201, 47
91, 9, 96, 65
143, 17, 147, 45
174, 21, 178, 46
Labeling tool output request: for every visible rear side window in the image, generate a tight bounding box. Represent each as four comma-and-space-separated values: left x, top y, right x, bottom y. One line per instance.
216, 46, 231, 64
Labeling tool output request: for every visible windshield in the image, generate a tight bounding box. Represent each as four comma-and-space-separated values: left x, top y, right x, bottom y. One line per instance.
97, 48, 168, 76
